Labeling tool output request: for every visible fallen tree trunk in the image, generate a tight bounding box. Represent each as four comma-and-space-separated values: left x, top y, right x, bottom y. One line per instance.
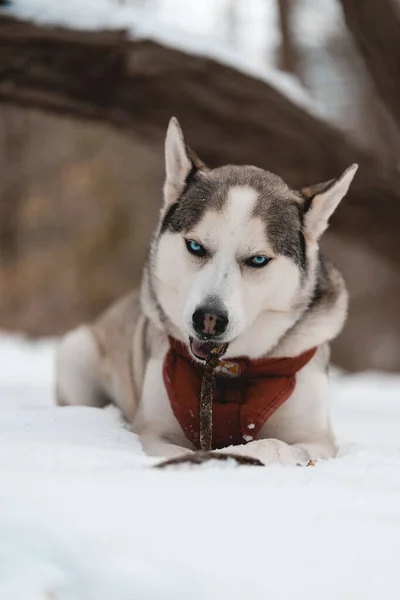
340, 0, 400, 133
1, 14, 400, 264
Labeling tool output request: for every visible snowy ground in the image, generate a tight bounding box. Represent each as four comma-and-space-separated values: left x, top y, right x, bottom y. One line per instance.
1, 334, 400, 599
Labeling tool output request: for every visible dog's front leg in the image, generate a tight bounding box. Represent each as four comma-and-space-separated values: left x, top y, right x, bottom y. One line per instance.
222, 352, 337, 466
217, 439, 334, 466
136, 352, 195, 460
139, 431, 193, 459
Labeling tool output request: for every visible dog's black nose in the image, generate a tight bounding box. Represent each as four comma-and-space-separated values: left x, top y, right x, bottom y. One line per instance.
192, 306, 229, 338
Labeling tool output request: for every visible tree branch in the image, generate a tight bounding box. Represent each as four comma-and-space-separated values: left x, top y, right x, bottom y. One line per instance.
0, 14, 400, 264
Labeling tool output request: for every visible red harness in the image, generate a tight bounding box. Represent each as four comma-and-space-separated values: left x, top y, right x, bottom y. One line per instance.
163, 339, 317, 450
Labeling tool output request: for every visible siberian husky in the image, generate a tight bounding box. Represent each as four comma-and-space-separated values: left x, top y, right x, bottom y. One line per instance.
56, 118, 357, 466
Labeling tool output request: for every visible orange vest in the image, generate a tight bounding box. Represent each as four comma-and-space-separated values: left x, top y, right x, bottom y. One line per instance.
163, 339, 317, 450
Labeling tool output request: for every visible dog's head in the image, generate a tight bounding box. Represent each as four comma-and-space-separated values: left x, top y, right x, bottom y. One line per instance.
151, 118, 357, 360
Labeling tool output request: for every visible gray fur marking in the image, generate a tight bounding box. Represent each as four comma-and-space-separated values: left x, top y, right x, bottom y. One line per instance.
161, 164, 307, 270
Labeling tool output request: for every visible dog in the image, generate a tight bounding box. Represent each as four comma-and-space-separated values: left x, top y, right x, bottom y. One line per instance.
56, 117, 358, 466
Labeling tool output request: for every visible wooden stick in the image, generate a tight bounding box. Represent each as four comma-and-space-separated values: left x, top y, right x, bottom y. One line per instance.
156, 451, 263, 468
155, 343, 265, 468
199, 344, 227, 451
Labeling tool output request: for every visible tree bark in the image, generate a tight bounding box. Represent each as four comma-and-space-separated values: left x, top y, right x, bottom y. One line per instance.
0, 106, 27, 262
277, 0, 298, 75
1, 15, 400, 264
340, 0, 400, 132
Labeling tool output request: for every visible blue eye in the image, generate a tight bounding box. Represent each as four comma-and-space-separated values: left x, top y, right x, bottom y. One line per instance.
246, 255, 270, 268
185, 239, 207, 257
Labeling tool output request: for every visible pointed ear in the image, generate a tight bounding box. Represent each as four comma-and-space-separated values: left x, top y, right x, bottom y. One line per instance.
301, 164, 358, 241
163, 117, 205, 207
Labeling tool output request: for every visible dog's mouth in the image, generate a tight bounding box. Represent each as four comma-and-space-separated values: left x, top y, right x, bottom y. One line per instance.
189, 337, 229, 361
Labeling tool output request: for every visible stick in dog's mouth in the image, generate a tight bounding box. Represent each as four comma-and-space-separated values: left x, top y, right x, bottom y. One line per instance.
189, 337, 229, 361
199, 342, 227, 451
155, 341, 264, 468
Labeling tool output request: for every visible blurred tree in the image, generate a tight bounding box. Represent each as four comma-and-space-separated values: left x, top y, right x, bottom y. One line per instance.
276, 0, 298, 76
1, 14, 400, 266
224, 0, 239, 47
0, 107, 28, 262
340, 0, 400, 133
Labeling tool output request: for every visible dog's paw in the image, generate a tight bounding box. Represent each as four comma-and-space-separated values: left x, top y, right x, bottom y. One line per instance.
218, 439, 308, 466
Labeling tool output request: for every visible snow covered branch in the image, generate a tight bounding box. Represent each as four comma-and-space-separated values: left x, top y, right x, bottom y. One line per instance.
1, 13, 400, 264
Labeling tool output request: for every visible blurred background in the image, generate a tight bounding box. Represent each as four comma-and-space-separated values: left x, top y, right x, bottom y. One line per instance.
1, 0, 400, 371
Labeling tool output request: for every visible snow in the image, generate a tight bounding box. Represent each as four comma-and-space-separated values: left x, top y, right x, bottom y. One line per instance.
4, 0, 318, 114
1, 1, 397, 593
1, 334, 400, 599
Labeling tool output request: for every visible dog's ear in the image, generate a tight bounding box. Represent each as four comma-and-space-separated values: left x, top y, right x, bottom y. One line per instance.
300, 164, 358, 241
163, 117, 205, 207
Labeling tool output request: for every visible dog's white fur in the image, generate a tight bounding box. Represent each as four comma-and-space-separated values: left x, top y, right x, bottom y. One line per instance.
56, 118, 358, 466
